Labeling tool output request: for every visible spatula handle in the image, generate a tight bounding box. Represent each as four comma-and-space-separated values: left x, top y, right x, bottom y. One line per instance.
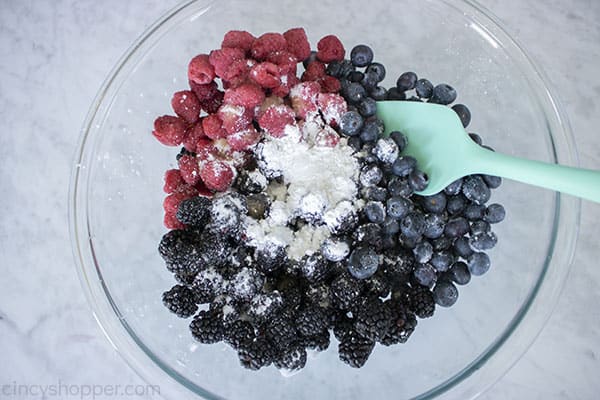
474, 148, 600, 203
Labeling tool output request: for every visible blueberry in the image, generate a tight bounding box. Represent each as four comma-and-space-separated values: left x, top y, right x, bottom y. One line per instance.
359, 118, 384, 142
364, 186, 388, 202
325, 60, 343, 77
462, 175, 491, 205
432, 235, 453, 251
382, 216, 400, 235
484, 203, 506, 224
433, 280, 459, 307
387, 87, 407, 100
464, 203, 486, 220
369, 86, 388, 101
382, 234, 397, 249
373, 138, 399, 164
451, 104, 471, 128
365, 62, 386, 82
448, 261, 471, 285
421, 192, 447, 214
364, 201, 386, 224
444, 217, 470, 238
387, 177, 413, 198
360, 164, 383, 187
406, 96, 423, 102
413, 263, 438, 287
470, 220, 490, 235
389, 131, 408, 152
339, 111, 364, 136
321, 237, 351, 262
430, 83, 457, 105
415, 78, 434, 99
353, 223, 383, 250
467, 252, 491, 276
483, 175, 502, 189
400, 211, 426, 239
408, 169, 429, 191
453, 236, 474, 258
469, 231, 498, 251
413, 241, 433, 264
387, 196, 413, 220
302, 51, 318, 68
357, 97, 377, 118
468, 132, 483, 145
344, 82, 367, 104
348, 70, 365, 83
347, 136, 363, 151
444, 178, 463, 196
347, 246, 381, 279
350, 44, 374, 67
430, 251, 455, 272
446, 195, 467, 215
360, 71, 379, 90
392, 156, 417, 177
423, 213, 446, 239
396, 71, 418, 91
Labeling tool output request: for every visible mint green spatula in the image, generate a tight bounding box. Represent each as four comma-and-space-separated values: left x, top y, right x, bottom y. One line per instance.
376, 101, 600, 202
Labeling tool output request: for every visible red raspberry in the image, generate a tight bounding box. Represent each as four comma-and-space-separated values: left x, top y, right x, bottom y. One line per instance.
266, 51, 298, 74
316, 35, 345, 63
317, 93, 347, 127
195, 138, 218, 161
222, 58, 254, 87
200, 90, 224, 114
221, 30, 256, 52
256, 96, 285, 117
194, 181, 213, 197
171, 90, 201, 123
188, 54, 215, 85
152, 115, 187, 146
217, 103, 253, 134
290, 81, 321, 119
314, 126, 341, 147
163, 185, 198, 213
301, 61, 326, 82
163, 169, 185, 193
189, 80, 219, 101
223, 82, 265, 108
271, 72, 300, 98
251, 32, 287, 60
183, 122, 206, 152
318, 75, 342, 93
200, 160, 235, 191
227, 127, 262, 151
209, 47, 245, 78
283, 27, 311, 61
178, 154, 202, 186
249, 62, 281, 89
258, 105, 296, 138
164, 211, 186, 230
202, 114, 228, 140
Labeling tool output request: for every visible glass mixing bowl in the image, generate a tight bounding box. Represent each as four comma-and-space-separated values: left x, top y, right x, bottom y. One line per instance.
69, 0, 580, 399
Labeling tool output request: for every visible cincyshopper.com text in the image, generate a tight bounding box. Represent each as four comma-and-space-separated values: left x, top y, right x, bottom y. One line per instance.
1, 381, 160, 399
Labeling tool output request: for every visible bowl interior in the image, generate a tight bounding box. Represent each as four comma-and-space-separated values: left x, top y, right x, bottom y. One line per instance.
76, 0, 574, 399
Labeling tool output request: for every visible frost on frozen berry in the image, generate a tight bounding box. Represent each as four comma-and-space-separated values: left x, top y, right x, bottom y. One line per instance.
283, 27, 311, 61
251, 32, 288, 61
224, 82, 266, 108
227, 127, 262, 151
178, 154, 201, 186
290, 81, 321, 118
188, 54, 216, 85
249, 62, 281, 89
217, 103, 253, 134
221, 58, 254, 87
200, 160, 235, 191
209, 47, 245, 78
317, 93, 347, 127
266, 50, 298, 75
221, 30, 256, 52
171, 90, 201, 123
373, 138, 399, 165
152, 115, 187, 146
316, 35, 345, 63
258, 104, 296, 138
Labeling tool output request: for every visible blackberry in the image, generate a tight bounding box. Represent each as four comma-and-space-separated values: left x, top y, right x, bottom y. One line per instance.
333, 312, 355, 341
237, 336, 274, 370
264, 310, 297, 351
338, 329, 375, 368
209, 193, 247, 238
380, 301, 417, 346
247, 291, 284, 323
210, 295, 240, 325
404, 285, 435, 318
234, 169, 267, 195
352, 223, 383, 250
364, 271, 391, 298
176, 196, 212, 228
162, 284, 198, 318
299, 252, 330, 283
304, 283, 331, 308
274, 345, 307, 371
302, 329, 330, 352
192, 267, 225, 303
224, 320, 255, 350
331, 273, 364, 310
296, 305, 329, 337
354, 296, 392, 341
198, 230, 232, 270
277, 275, 303, 310
158, 229, 202, 275
174, 272, 196, 285
254, 246, 286, 275
228, 267, 265, 301
190, 309, 224, 344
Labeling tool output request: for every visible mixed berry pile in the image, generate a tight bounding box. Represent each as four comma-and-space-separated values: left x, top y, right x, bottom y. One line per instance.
153, 28, 506, 372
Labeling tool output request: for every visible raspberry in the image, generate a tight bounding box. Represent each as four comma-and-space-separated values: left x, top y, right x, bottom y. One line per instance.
318, 75, 342, 93
314, 125, 340, 147
222, 58, 253, 87
227, 127, 261, 151
171, 90, 201, 124
289, 81, 321, 118
283, 27, 311, 61
209, 47, 245, 78
301, 61, 326, 82
199, 89, 224, 114
258, 104, 295, 138
163, 169, 185, 194
266, 51, 298, 74
200, 160, 235, 191
178, 154, 201, 186
251, 32, 287, 60
152, 115, 187, 146
271, 72, 299, 98
221, 30, 256, 52
317, 93, 347, 127
189, 80, 219, 101
195, 138, 217, 161
164, 211, 186, 230
256, 95, 284, 116
202, 114, 228, 140
194, 180, 213, 197
223, 82, 265, 108
249, 62, 281, 89
182, 122, 205, 152
188, 54, 215, 85
316, 35, 345, 63
217, 104, 253, 134
163, 185, 198, 214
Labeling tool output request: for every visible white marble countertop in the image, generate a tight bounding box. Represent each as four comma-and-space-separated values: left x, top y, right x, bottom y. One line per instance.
1, 0, 598, 399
